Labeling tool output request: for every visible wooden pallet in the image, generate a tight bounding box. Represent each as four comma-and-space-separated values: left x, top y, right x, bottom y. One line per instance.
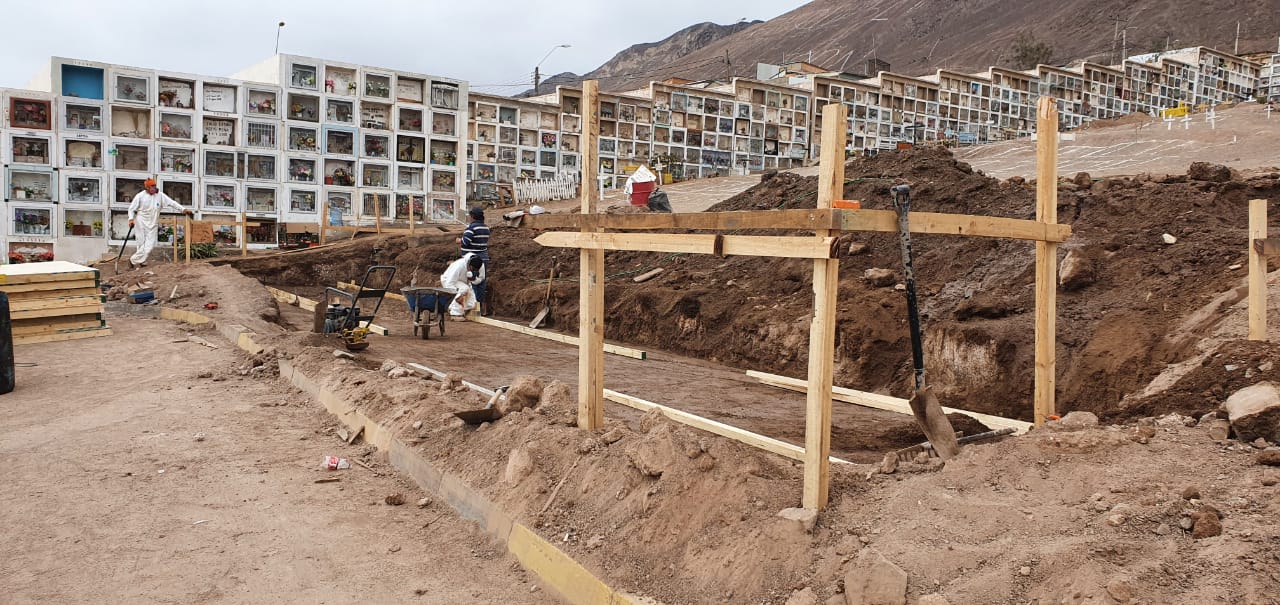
0, 261, 99, 286
12, 316, 106, 337
0, 278, 99, 294
3, 287, 102, 302
14, 326, 113, 345
11, 298, 106, 321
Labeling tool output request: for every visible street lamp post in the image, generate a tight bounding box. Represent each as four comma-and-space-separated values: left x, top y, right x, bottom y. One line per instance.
274, 21, 285, 55
868, 17, 888, 65
533, 44, 571, 96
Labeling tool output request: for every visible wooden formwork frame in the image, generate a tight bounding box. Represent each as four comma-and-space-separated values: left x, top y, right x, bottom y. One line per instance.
523, 88, 1068, 510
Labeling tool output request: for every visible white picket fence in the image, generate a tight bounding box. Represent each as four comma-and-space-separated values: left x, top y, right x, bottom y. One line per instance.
515, 172, 579, 204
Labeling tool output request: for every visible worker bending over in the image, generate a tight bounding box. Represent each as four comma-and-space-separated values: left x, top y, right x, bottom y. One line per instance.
127, 178, 192, 268
440, 253, 486, 317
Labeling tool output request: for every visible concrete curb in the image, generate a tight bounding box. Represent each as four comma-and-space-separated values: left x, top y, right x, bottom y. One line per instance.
154, 306, 655, 605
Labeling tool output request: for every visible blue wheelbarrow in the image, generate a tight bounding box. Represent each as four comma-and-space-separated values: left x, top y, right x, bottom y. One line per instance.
401, 286, 454, 340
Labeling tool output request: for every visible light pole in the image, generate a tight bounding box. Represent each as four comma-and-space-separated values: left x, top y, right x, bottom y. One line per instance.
1121, 26, 1136, 63
274, 21, 285, 55
533, 44, 571, 96
868, 17, 888, 65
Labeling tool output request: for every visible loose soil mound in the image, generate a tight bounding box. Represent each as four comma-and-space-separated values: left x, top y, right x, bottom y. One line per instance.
231, 147, 1280, 423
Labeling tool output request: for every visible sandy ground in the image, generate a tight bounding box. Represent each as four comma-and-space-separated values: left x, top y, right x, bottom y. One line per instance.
0, 316, 552, 605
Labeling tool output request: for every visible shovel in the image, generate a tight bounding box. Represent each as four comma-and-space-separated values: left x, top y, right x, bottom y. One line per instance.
453, 386, 509, 425
890, 184, 960, 460
529, 255, 558, 329
113, 222, 135, 274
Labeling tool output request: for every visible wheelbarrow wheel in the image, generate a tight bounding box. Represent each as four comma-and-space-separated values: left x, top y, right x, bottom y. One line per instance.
418, 309, 430, 340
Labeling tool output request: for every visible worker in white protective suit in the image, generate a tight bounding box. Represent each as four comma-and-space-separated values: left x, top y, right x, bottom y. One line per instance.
127, 178, 191, 268
440, 253, 486, 317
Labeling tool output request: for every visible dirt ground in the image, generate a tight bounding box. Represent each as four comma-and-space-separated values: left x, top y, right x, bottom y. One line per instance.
47, 133, 1280, 603
0, 316, 551, 605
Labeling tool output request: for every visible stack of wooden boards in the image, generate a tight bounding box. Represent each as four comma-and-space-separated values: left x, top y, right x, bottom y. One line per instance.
0, 261, 111, 345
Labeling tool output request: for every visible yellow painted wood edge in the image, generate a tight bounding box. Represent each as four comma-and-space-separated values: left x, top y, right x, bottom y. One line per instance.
159, 307, 214, 325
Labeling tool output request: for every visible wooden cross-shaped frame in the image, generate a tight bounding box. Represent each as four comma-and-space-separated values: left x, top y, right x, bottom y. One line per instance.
522, 86, 1069, 510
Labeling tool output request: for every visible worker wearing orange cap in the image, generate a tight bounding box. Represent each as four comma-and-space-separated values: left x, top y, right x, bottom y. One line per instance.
126, 178, 191, 268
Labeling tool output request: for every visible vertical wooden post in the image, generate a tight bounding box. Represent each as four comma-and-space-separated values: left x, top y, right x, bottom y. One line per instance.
184, 215, 192, 266
578, 81, 605, 431
240, 212, 248, 257
172, 217, 178, 263
1033, 98, 1059, 426
373, 194, 383, 234
409, 197, 416, 234
1249, 198, 1268, 341
802, 103, 846, 511
319, 197, 328, 245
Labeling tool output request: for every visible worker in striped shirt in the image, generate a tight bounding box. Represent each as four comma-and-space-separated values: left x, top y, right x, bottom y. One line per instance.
457, 206, 492, 316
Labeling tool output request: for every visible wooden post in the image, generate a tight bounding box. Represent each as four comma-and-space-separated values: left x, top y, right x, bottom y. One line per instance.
802, 103, 846, 511
1033, 98, 1059, 425
1249, 198, 1268, 340
172, 217, 179, 263
578, 80, 605, 431
373, 195, 383, 234
240, 212, 248, 257
409, 197, 416, 234
319, 197, 328, 245
184, 215, 192, 266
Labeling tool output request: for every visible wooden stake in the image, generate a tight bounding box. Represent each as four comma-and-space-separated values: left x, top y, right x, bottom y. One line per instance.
172, 217, 179, 263
578, 80, 605, 431
373, 195, 383, 234
802, 103, 846, 511
240, 212, 248, 257
1033, 97, 1059, 426
1249, 198, 1268, 341
319, 197, 328, 245
184, 215, 192, 266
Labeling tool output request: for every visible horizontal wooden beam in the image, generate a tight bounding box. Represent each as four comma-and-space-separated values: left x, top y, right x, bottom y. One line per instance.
1254, 237, 1280, 258
746, 370, 1031, 434
602, 389, 853, 465
522, 209, 842, 231
470, 315, 647, 360
534, 231, 837, 259
841, 209, 1071, 242
520, 209, 1070, 242
536, 231, 720, 255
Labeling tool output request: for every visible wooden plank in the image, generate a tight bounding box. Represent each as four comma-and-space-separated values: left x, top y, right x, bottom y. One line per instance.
522, 208, 844, 231
0, 261, 98, 285
0, 278, 98, 293
2, 287, 101, 302
321, 225, 417, 234
746, 370, 1031, 434
840, 209, 1071, 242
632, 268, 664, 283
14, 326, 113, 346
1034, 97, 1059, 426
9, 294, 105, 312
11, 318, 105, 336
603, 389, 853, 465
470, 316, 647, 360
319, 197, 328, 245
536, 231, 719, 255
240, 212, 248, 258
521, 208, 1070, 242
185, 215, 192, 266
579, 79, 605, 432
13, 303, 106, 321
803, 102, 845, 511
1249, 199, 1268, 341
534, 231, 838, 259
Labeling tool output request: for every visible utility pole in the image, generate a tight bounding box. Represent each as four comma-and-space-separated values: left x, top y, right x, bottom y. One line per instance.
533, 67, 541, 96
1235, 21, 1241, 54
724, 50, 733, 81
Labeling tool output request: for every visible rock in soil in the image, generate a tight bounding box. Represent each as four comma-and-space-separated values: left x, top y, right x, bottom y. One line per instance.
784, 587, 819, 605
1181, 486, 1201, 500
1191, 508, 1223, 539
863, 268, 897, 288
1187, 161, 1232, 182
777, 507, 818, 534
504, 448, 534, 485
499, 375, 544, 415
384, 493, 406, 506
1058, 248, 1097, 291
1255, 449, 1280, 466
844, 548, 907, 605
1223, 382, 1280, 443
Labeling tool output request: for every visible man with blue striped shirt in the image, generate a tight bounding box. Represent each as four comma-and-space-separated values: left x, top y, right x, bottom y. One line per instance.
458, 206, 492, 316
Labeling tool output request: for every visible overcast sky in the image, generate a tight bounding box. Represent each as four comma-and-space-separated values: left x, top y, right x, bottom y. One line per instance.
1, 0, 810, 93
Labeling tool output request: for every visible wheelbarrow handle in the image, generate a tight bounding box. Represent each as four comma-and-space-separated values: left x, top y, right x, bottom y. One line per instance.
890, 184, 927, 391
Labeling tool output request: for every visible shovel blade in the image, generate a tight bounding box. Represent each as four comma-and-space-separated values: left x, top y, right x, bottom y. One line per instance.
907, 385, 960, 460
454, 408, 501, 424
529, 305, 550, 329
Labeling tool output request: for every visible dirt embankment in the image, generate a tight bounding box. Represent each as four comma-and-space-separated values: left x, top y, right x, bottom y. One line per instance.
231, 148, 1280, 423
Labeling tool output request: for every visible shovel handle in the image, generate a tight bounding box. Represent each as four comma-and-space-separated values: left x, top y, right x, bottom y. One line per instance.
891, 184, 927, 390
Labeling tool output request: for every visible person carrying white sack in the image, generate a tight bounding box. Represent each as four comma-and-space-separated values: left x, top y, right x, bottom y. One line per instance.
440, 252, 486, 317
127, 177, 191, 268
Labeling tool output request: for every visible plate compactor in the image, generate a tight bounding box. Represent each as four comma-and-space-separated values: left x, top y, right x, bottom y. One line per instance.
323, 264, 396, 351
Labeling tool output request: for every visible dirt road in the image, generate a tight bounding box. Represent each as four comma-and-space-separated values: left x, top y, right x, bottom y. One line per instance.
0, 316, 552, 605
